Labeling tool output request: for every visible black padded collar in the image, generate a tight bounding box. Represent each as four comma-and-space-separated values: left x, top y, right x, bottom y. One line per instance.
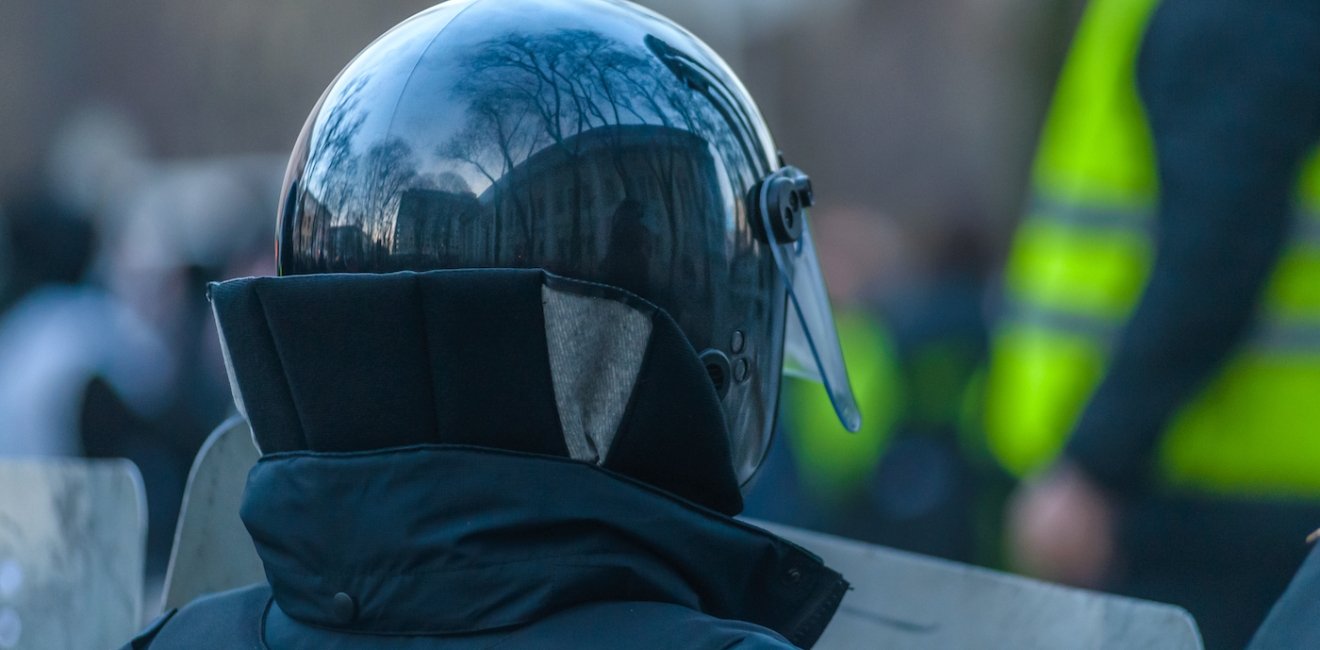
209, 269, 742, 513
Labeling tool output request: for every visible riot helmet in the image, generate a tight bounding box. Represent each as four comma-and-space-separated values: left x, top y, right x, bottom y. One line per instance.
276, 0, 859, 487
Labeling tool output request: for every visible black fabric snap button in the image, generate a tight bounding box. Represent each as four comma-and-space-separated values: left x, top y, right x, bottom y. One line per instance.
333, 592, 357, 623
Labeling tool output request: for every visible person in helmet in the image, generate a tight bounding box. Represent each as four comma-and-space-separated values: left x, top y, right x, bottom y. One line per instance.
124, 0, 859, 647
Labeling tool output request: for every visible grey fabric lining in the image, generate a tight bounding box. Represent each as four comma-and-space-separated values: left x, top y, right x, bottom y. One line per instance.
543, 285, 652, 464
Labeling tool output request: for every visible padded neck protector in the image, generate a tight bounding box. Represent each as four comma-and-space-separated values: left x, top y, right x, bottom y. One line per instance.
208, 269, 742, 514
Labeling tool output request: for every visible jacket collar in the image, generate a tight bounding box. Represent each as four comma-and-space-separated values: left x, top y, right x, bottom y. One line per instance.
210, 269, 744, 514
242, 444, 847, 648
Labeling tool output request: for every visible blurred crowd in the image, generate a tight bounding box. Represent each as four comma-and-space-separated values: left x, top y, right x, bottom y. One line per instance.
0, 107, 279, 587
3, 0, 1318, 649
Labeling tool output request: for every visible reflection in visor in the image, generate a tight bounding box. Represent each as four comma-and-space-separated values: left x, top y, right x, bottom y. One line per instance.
757, 181, 863, 433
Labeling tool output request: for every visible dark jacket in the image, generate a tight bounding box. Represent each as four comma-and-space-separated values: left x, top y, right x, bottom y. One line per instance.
1064, 0, 1320, 492
127, 446, 845, 649
1250, 540, 1320, 649
125, 270, 848, 648
1054, 3, 1320, 647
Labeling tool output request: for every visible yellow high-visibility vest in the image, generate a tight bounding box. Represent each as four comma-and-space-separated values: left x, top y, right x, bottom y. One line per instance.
984, 0, 1320, 495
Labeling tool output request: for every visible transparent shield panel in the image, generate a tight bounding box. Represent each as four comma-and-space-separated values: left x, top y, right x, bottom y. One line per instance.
760, 207, 862, 432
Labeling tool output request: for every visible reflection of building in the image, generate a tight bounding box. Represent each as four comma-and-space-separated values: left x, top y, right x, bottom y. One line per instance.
288, 193, 387, 273
328, 225, 369, 272
387, 124, 747, 342
291, 193, 333, 271
392, 189, 482, 267
484, 125, 727, 325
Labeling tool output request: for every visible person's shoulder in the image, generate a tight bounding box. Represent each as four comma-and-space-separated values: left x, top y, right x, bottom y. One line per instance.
500, 600, 797, 649
120, 583, 269, 649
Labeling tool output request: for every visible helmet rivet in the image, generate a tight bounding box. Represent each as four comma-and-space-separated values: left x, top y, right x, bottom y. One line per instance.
699, 349, 732, 400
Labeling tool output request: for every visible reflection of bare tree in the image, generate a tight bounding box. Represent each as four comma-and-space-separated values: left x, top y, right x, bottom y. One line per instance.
293, 76, 370, 271
358, 138, 421, 249
293, 72, 438, 269
439, 30, 734, 181
436, 29, 749, 308
303, 76, 369, 219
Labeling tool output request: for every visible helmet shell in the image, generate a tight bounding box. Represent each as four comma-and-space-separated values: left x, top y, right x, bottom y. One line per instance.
278, 0, 786, 484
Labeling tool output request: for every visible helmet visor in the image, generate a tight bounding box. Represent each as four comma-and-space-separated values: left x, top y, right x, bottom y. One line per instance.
757, 195, 862, 433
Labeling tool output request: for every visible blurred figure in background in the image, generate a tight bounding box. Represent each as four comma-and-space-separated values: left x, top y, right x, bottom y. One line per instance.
744, 208, 907, 542
88, 154, 280, 585
0, 104, 282, 589
745, 207, 994, 563
0, 193, 169, 458
984, 0, 1320, 647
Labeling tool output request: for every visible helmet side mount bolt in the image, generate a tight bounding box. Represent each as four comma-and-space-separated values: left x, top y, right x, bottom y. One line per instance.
757, 166, 814, 244
699, 349, 733, 400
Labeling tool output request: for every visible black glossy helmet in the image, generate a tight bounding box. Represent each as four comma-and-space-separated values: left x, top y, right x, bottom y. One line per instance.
277, 0, 859, 486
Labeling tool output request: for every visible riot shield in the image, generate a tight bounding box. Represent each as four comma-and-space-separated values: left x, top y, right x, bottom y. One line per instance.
747, 519, 1203, 649
0, 458, 146, 649
162, 420, 1203, 649
160, 416, 263, 610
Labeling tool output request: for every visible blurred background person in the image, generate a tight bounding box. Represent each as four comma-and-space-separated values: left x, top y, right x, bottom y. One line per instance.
744, 206, 999, 565
0, 191, 168, 459
984, 0, 1320, 647
87, 152, 281, 590
0, 101, 282, 597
